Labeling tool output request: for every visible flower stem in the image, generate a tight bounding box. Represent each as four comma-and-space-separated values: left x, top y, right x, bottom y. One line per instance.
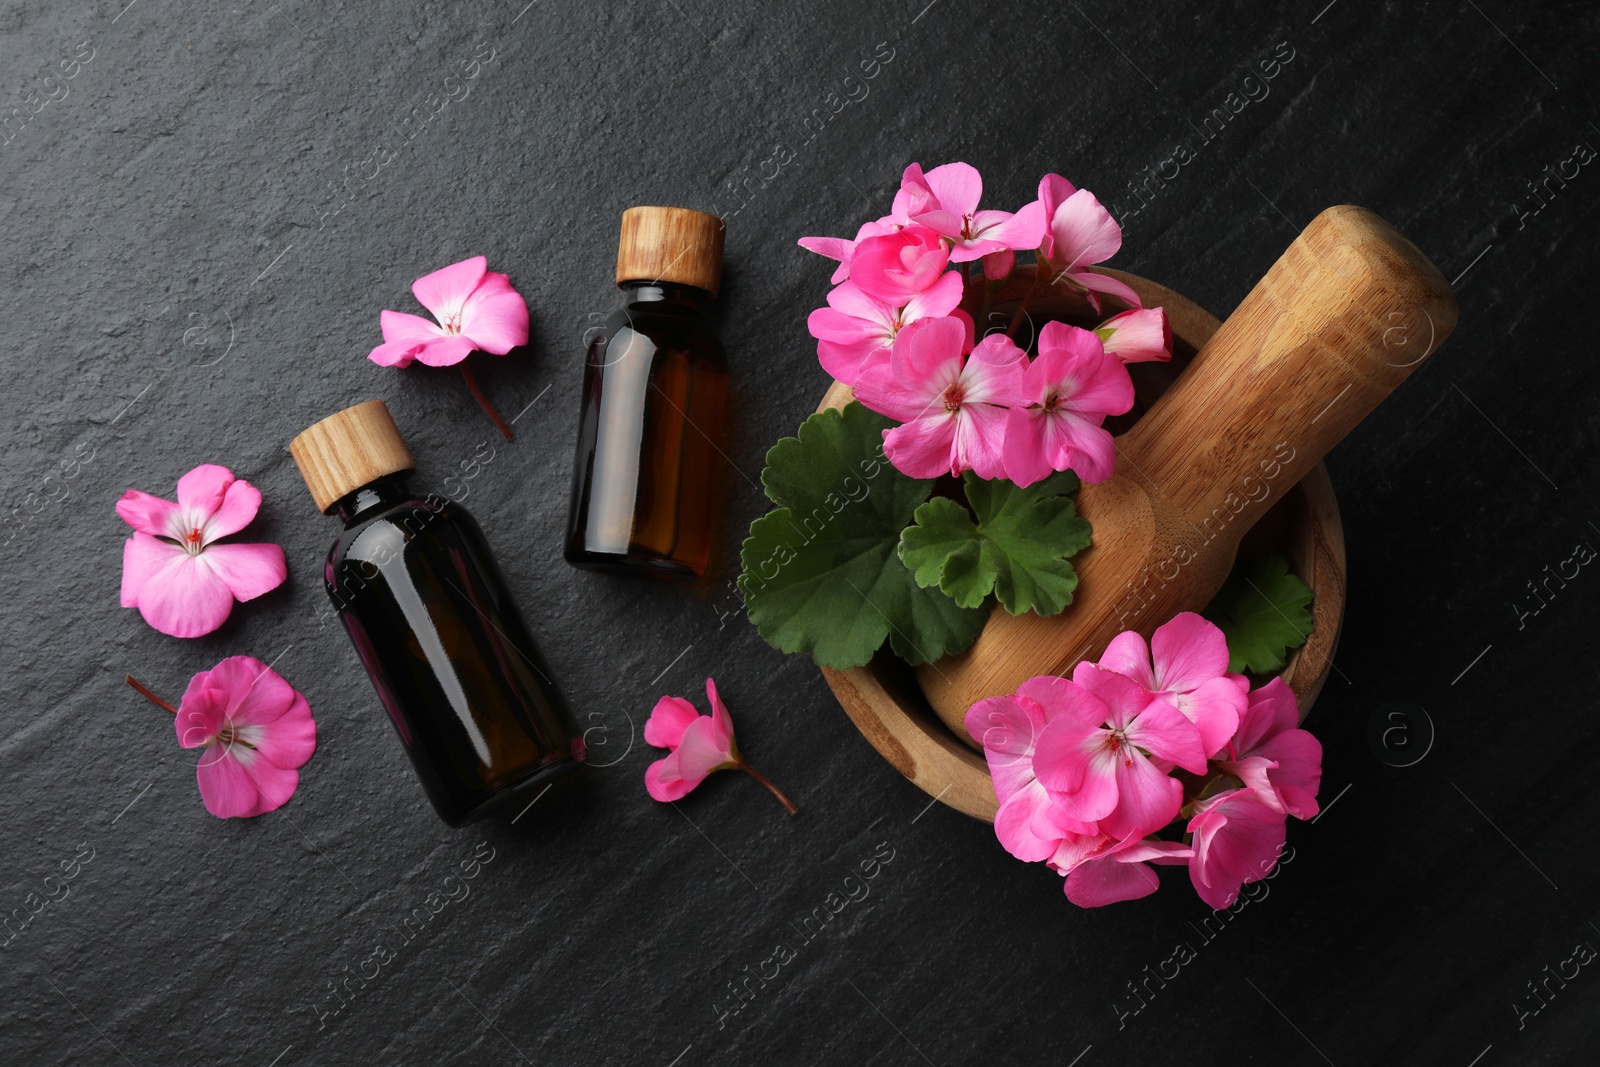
739, 761, 798, 816
1007, 270, 1048, 342
460, 362, 514, 442
125, 675, 178, 716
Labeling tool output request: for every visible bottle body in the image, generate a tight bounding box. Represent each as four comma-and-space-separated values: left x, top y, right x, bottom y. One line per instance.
565, 282, 729, 578
326, 475, 583, 826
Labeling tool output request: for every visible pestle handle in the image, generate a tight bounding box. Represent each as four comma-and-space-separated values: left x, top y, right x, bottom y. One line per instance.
920, 205, 1458, 735
1122, 205, 1458, 525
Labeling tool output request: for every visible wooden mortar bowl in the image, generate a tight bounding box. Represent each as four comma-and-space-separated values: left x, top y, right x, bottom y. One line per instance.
815, 267, 1347, 822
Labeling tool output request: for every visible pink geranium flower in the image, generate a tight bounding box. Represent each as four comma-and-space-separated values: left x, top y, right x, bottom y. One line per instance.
1097, 307, 1173, 364
1037, 173, 1141, 313
1093, 612, 1248, 758
1002, 321, 1134, 487
798, 218, 898, 284
367, 255, 530, 440
644, 678, 796, 814
846, 225, 953, 305
369, 255, 529, 368
966, 678, 1098, 863
117, 464, 287, 639
1032, 666, 1207, 841
126, 657, 317, 819
1186, 788, 1287, 908
854, 318, 1023, 479
894, 162, 1046, 263
1062, 834, 1194, 908
1213, 676, 1323, 819
807, 273, 964, 386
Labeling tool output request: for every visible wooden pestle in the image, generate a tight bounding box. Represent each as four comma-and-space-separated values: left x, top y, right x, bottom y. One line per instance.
919, 205, 1459, 741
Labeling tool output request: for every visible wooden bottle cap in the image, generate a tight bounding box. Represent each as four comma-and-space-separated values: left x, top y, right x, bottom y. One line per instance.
289, 400, 416, 514
615, 206, 724, 296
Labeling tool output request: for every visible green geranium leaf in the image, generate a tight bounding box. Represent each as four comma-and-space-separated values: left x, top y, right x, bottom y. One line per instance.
736, 403, 989, 670
898, 471, 1092, 617
1203, 553, 1315, 673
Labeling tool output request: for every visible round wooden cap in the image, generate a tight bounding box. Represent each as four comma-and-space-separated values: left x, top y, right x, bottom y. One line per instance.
615, 206, 724, 296
289, 400, 415, 514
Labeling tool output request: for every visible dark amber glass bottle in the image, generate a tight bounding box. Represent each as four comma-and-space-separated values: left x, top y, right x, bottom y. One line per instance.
565, 206, 730, 579
291, 401, 583, 826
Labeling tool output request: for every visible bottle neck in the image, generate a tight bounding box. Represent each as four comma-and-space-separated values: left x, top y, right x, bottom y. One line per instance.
619, 280, 713, 309
334, 473, 414, 524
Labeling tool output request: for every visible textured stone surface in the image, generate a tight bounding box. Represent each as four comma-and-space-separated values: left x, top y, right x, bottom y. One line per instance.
2, 1, 1597, 1064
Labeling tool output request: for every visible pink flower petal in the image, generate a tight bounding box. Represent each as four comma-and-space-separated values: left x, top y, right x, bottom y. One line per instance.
1016, 675, 1107, 730
1187, 790, 1287, 908
809, 309, 881, 347
1070, 269, 1143, 312
115, 489, 181, 537
881, 413, 959, 479
203, 479, 264, 543
667, 716, 739, 784
175, 683, 230, 748
1224, 755, 1283, 812
1095, 631, 1156, 689
1036, 173, 1078, 249
1068, 665, 1149, 729
902, 271, 965, 321
1000, 407, 1053, 488
175, 464, 235, 524
197, 656, 296, 726
1151, 612, 1232, 691
1254, 729, 1323, 819
797, 235, 854, 263
995, 788, 1062, 863
981, 201, 1048, 251
409, 335, 479, 368
460, 271, 529, 355
134, 552, 237, 638
705, 678, 736, 752
849, 228, 950, 304
922, 162, 983, 218
1048, 188, 1123, 269
412, 256, 488, 322
1122, 697, 1207, 775
817, 339, 889, 387
201, 542, 287, 602
1099, 308, 1172, 364
1064, 853, 1161, 907
194, 743, 266, 818
380, 309, 445, 343
645, 751, 696, 802
1234, 675, 1300, 752
952, 401, 1011, 479
1101, 750, 1183, 840
644, 695, 701, 750
368, 339, 425, 368
962, 336, 1027, 402
242, 709, 317, 773
121, 533, 183, 608
1172, 676, 1247, 759
1046, 830, 1112, 875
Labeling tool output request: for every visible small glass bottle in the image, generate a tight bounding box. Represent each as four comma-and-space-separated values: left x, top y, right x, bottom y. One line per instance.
565, 206, 730, 579
290, 401, 584, 826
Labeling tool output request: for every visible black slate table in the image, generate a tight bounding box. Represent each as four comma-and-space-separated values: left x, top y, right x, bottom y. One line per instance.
3, 2, 1597, 1064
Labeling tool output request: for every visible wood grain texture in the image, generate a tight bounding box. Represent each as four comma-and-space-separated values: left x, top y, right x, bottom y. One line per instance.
614, 205, 725, 296
289, 399, 416, 515
921, 206, 1456, 739
817, 265, 1348, 821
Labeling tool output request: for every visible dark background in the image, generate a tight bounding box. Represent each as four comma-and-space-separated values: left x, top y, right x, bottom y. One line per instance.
2, 1, 1596, 1064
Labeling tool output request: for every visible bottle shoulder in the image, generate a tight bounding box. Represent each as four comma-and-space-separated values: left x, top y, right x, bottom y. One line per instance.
326, 494, 478, 567
594, 305, 725, 367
